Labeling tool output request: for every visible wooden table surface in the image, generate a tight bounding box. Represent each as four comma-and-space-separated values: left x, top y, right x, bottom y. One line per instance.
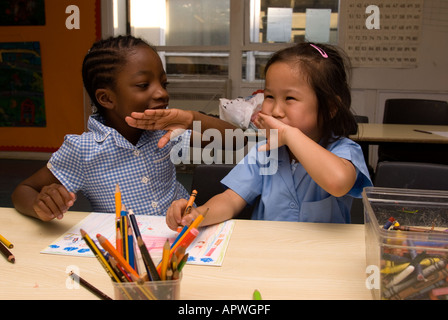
351, 123, 448, 144
0, 207, 372, 300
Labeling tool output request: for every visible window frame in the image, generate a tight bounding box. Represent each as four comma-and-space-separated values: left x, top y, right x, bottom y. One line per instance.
102, 0, 337, 98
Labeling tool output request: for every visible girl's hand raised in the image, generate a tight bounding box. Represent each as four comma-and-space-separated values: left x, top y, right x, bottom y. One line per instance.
125, 109, 193, 148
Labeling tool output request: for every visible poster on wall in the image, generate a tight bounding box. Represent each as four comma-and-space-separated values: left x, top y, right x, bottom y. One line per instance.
0, 41, 46, 127
0, 0, 45, 26
342, 0, 423, 68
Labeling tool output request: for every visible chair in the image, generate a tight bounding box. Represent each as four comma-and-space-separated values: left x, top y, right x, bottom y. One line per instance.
354, 115, 373, 178
191, 164, 254, 219
374, 161, 448, 190
70, 192, 92, 212
382, 99, 448, 125
350, 115, 373, 224
378, 99, 448, 165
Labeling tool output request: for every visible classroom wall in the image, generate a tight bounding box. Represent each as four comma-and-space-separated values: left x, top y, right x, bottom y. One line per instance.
344, 0, 448, 123
239, 1, 448, 124
0, 0, 100, 152
1, 1, 447, 158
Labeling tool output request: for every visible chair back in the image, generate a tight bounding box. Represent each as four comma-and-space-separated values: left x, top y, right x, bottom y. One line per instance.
374, 161, 448, 191
383, 99, 448, 125
191, 164, 254, 219
378, 99, 448, 164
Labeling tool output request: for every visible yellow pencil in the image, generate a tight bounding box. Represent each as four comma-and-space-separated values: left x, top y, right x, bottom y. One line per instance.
80, 229, 121, 283
115, 184, 121, 220
0, 234, 13, 249
160, 238, 170, 280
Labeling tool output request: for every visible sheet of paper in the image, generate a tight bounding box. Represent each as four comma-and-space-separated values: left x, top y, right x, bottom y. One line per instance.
41, 212, 235, 267
266, 7, 292, 42
430, 131, 448, 139
305, 9, 331, 43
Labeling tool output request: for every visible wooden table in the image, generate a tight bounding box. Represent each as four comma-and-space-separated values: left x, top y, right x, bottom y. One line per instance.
0, 207, 372, 300
351, 123, 448, 144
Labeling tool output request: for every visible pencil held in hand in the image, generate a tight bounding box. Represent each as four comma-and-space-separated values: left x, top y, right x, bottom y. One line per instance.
182, 190, 197, 218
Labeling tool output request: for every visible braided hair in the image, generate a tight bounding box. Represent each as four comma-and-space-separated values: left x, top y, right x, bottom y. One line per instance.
82, 35, 156, 115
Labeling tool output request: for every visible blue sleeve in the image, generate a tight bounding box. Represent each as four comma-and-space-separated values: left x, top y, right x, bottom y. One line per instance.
331, 138, 373, 198
220, 143, 267, 205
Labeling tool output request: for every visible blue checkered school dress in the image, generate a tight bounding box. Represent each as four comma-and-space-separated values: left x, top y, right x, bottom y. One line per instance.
47, 114, 191, 215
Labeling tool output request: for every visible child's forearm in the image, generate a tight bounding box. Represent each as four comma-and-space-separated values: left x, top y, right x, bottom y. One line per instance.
189, 111, 246, 150
284, 127, 356, 197
196, 189, 246, 226
190, 111, 237, 132
11, 184, 40, 219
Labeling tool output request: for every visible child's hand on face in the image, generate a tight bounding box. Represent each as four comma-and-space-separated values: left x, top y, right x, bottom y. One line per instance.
33, 184, 76, 221
165, 198, 200, 231
253, 112, 291, 152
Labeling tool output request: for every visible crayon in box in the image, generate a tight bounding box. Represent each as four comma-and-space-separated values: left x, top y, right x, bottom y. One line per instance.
363, 187, 448, 300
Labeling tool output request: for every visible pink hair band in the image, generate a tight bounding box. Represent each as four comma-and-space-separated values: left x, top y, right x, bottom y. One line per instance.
310, 44, 328, 58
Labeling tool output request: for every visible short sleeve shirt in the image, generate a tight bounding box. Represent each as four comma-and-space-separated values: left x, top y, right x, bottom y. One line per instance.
47, 114, 191, 215
221, 137, 373, 223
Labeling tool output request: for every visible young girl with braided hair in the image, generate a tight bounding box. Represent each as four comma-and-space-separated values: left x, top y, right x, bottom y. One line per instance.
12, 35, 235, 221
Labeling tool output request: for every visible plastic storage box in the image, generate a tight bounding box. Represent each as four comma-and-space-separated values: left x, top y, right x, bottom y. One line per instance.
363, 187, 448, 300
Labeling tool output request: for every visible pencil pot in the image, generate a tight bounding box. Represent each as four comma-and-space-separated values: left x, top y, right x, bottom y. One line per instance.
112, 276, 181, 300
363, 187, 448, 300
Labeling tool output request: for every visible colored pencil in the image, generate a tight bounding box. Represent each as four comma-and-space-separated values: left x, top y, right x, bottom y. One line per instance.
96, 233, 141, 282
128, 209, 160, 281
69, 271, 113, 300
115, 184, 121, 220
176, 228, 199, 253
170, 208, 207, 254
157, 208, 208, 273
0, 233, 13, 249
177, 253, 189, 272
0, 241, 14, 263
127, 223, 135, 269
121, 209, 128, 262
174, 246, 186, 262
115, 184, 122, 250
171, 224, 189, 249
80, 229, 121, 283
160, 238, 170, 280
182, 190, 197, 217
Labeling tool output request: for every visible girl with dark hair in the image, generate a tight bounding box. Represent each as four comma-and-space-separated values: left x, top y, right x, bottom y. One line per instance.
165, 42, 372, 229
12, 35, 235, 221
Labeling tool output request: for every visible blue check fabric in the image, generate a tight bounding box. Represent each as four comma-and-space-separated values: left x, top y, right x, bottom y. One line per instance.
47, 114, 191, 215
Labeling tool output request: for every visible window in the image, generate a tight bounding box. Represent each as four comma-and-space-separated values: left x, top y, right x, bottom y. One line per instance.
110, 0, 339, 113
